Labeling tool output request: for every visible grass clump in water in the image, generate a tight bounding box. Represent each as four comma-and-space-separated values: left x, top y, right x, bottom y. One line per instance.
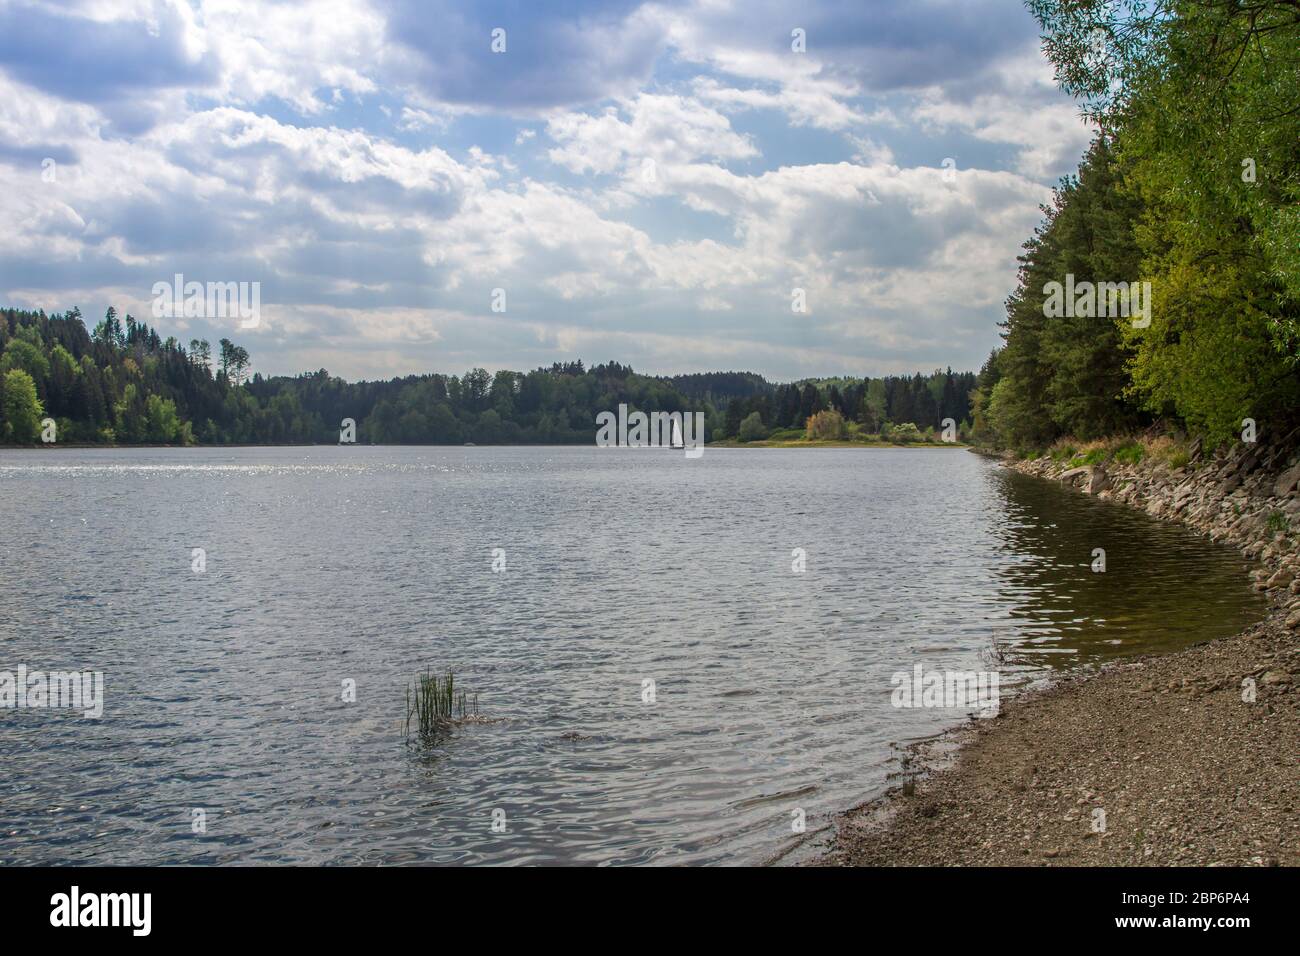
404, 669, 479, 743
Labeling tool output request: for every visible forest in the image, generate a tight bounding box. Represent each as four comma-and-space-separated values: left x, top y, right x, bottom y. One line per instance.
0, 305, 974, 446
971, 0, 1300, 452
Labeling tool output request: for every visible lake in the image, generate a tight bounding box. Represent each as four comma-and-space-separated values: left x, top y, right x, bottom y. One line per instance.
0, 446, 1263, 865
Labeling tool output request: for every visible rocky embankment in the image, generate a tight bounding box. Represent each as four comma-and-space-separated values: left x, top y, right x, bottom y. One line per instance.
1019, 431, 1300, 609
827, 436, 1299, 867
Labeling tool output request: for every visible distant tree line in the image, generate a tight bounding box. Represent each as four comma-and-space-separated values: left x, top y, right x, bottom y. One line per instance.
0, 307, 979, 446
717, 370, 977, 442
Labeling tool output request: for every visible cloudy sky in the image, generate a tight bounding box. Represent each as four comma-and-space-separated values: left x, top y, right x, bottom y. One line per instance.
0, 0, 1092, 382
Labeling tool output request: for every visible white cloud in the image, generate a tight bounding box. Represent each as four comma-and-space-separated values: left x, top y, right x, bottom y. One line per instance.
198, 0, 386, 114
912, 42, 1093, 179
0, 0, 1091, 379
545, 93, 758, 177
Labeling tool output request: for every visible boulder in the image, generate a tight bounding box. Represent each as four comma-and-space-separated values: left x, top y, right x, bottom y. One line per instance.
1085, 466, 1112, 494
1274, 461, 1300, 498
1266, 568, 1293, 590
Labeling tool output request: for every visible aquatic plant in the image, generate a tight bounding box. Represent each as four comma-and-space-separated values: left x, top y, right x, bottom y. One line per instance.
404, 669, 478, 742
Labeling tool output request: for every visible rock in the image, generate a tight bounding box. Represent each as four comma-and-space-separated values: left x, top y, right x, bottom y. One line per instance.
1274, 426, 1300, 455
1086, 466, 1112, 494
1274, 461, 1300, 497
1060, 466, 1090, 485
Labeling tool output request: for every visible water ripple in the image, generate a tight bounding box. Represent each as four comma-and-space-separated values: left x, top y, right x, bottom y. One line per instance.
0, 446, 1261, 864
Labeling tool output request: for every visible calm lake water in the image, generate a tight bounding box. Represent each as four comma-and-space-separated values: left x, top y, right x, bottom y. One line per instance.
0, 446, 1263, 865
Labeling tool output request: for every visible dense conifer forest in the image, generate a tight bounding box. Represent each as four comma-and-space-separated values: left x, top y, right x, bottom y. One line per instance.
971, 1, 1300, 452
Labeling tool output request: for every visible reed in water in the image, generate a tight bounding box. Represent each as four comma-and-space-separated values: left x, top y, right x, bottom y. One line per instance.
404, 669, 478, 742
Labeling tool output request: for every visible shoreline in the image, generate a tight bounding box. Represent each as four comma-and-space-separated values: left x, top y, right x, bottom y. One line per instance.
707, 440, 966, 449
0, 440, 967, 451
823, 438, 1299, 867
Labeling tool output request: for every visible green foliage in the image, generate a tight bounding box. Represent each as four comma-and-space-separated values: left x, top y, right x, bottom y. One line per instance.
991, 138, 1147, 449
1, 335, 51, 383
737, 411, 768, 442
144, 393, 182, 443
1068, 448, 1107, 468
1111, 442, 1143, 466
884, 421, 924, 444
404, 669, 477, 743
1, 368, 43, 443
983, 2, 1300, 449
766, 427, 805, 441
1, 306, 982, 447
0, 309, 702, 446
723, 368, 975, 440
1119, 214, 1299, 441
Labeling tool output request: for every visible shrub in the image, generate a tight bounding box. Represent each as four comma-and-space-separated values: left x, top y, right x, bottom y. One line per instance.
805, 408, 847, 441
887, 421, 924, 444
737, 411, 768, 442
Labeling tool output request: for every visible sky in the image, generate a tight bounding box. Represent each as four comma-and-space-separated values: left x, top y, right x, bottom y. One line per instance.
0, 0, 1093, 382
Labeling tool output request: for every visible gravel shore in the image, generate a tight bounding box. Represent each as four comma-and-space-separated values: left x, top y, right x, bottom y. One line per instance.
826, 438, 1300, 867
